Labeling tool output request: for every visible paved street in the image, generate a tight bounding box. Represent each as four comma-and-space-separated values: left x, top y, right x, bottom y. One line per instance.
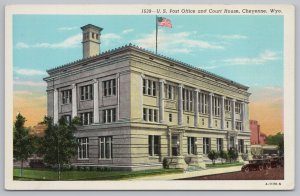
180, 167, 284, 180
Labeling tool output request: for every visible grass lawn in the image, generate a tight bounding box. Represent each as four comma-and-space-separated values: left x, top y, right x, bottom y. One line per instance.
206, 162, 243, 168
13, 168, 183, 181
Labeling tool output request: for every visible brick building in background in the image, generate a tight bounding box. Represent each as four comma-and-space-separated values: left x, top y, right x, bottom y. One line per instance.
250, 120, 266, 145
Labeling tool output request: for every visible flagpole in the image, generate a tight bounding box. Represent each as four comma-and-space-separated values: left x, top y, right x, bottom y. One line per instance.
156, 15, 158, 54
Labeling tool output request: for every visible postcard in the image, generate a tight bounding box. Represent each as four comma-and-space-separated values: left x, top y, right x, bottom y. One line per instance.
5, 4, 295, 190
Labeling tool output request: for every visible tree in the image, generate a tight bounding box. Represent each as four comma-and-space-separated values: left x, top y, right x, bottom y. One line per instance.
40, 116, 79, 180
219, 150, 228, 164
228, 148, 238, 163
13, 113, 33, 177
207, 150, 219, 165
266, 132, 284, 155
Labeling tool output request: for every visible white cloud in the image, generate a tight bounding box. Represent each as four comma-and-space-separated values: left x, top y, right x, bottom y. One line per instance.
15, 68, 46, 76
223, 50, 278, 65
217, 34, 248, 40
102, 33, 122, 40
122, 28, 134, 34
14, 80, 47, 87
16, 34, 81, 49
14, 90, 33, 95
203, 50, 279, 69
133, 30, 224, 54
57, 26, 78, 31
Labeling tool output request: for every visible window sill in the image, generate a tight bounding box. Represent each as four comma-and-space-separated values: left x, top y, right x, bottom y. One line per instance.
61, 103, 71, 105
98, 158, 112, 161
149, 156, 160, 159
143, 94, 157, 98
77, 158, 89, 161
79, 99, 93, 102
103, 95, 116, 98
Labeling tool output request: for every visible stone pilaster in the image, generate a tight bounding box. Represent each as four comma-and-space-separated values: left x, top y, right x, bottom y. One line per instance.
232, 99, 236, 131
93, 79, 99, 123
54, 88, 58, 124
71, 84, 77, 119
194, 89, 200, 127
208, 92, 213, 128
221, 96, 225, 129
159, 79, 165, 123
178, 84, 183, 126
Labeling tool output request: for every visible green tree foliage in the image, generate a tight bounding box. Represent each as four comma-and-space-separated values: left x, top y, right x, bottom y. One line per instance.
266, 132, 284, 155
207, 150, 219, 165
40, 116, 80, 180
13, 113, 33, 176
219, 150, 228, 164
228, 148, 238, 163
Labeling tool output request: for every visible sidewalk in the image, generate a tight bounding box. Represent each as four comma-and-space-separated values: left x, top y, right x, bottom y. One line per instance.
130, 166, 242, 180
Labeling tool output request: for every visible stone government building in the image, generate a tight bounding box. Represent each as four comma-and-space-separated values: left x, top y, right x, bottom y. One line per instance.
44, 24, 251, 171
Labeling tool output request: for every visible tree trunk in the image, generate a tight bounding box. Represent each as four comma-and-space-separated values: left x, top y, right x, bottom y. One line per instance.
58, 163, 61, 180
20, 160, 23, 177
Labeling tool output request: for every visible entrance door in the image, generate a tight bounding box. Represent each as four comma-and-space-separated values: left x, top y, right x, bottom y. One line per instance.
172, 135, 179, 156
229, 136, 235, 150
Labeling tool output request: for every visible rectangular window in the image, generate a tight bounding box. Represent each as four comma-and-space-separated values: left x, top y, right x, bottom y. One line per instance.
235, 102, 241, 114
80, 112, 93, 125
200, 93, 208, 114
143, 78, 157, 96
187, 137, 196, 155
62, 115, 71, 125
62, 90, 72, 104
203, 138, 211, 154
225, 99, 231, 112
80, 85, 93, 100
143, 108, 158, 122
143, 108, 147, 121
236, 121, 242, 130
77, 137, 89, 159
103, 79, 116, 97
99, 136, 112, 159
103, 108, 117, 123
217, 138, 223, 152
213, 96, 221, 116
238, 139, 244, 153
148, 135, 160, 156
148, 109, 153, 122
165, 84, 174, 100
187, 116, 190, 124
183, 88, 193, 112
169, 113, 173, 122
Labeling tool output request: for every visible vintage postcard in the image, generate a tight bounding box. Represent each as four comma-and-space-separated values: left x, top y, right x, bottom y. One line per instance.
5, 4, 295, 190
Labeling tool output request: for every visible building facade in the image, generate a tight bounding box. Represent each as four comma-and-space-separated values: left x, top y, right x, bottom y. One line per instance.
250, 120, 266, 145
44, 24, 251, 171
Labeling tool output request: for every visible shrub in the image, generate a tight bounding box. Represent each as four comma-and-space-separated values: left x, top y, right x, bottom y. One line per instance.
208, 150, 219, 165
219, 150, 228, 164
228, 148, 238, 163
162, 157, 170, 169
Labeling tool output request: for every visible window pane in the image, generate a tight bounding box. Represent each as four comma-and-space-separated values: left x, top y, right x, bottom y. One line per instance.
148, 136, 152, 155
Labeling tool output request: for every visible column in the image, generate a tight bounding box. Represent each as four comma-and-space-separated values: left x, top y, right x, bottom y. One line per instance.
178, 84, 183, 126
241, 102, 245, 131
159, 79, 165, 123
244, 102, 249, 132
71, 84, 77, 118
168, 129, 172, 156
194, 89, 200, 127
93, 79, 99, 123
116, 73, 120, 121
232, 99, 236, 131
221, 96, 225, 129
208, 93, 213, 128
53, 88, 58, 124
140, 74, 145, 120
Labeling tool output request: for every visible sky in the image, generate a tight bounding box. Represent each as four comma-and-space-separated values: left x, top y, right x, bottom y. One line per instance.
12, 15, 284, 135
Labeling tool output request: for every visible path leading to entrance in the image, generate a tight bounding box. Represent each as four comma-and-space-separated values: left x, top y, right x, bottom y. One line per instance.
131, 165, 242, 180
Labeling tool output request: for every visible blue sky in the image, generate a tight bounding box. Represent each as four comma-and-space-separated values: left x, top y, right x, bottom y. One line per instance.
12, 15, 284, 132
13, 15, 283, 90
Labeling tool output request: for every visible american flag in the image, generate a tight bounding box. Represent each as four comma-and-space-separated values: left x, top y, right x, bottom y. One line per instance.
157, 17, 172, 28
